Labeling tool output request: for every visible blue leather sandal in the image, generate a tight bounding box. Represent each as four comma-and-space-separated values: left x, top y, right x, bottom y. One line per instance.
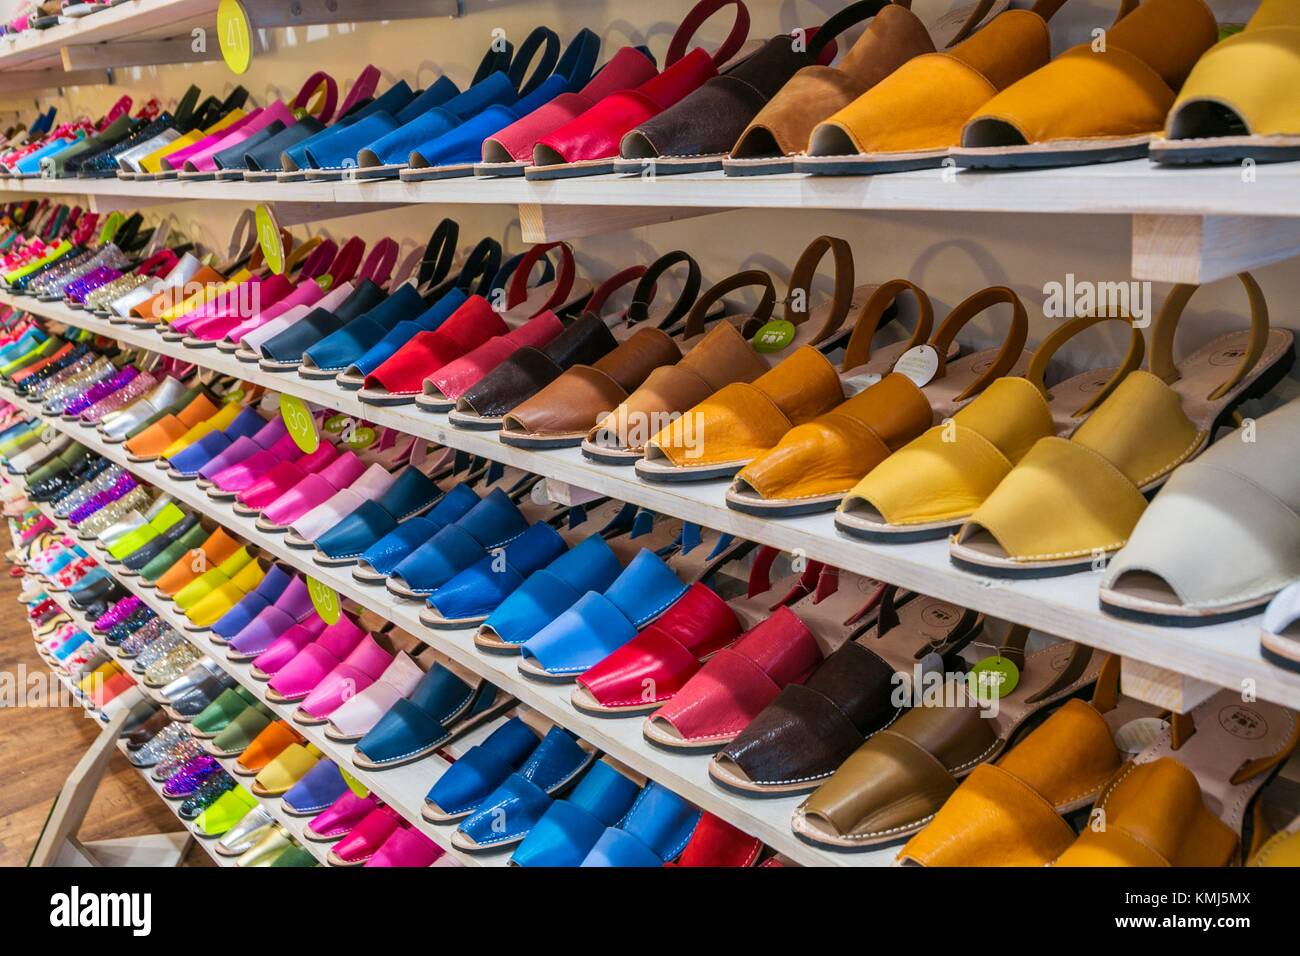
580, 781, 701, 866
448, 726, 598, 851
353, 663, 515, 770
421, 715, 540, 823
510, 760, 641, 867
516, 548, 689, 683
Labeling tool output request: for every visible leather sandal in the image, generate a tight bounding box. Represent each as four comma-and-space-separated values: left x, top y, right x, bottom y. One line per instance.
524, 0, 751, 180
1101, 396, 1300, 627
439, 249, 697, 431
1055, 689, 1299, 866
1151, 0, 1300, 166
614, 18, 841, 175
708, 586, 983, 795
951, 273, 1294, 577
798, 0, 1070, 176
581, 237, 889, 465
727, 281, 1043, 516
789, 631, 1102, 849
834, 310, 1159, 543
899, 656, 1149, 865
952, 0, 1217, 170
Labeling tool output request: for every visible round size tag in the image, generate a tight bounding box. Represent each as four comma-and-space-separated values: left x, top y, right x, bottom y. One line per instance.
344, 426, 377, 451
307, 577, 341, 626
254, 203, 284, 275
323, 414, 350, 434
892, 344, 940, 387
339, 769, 369, 798
1114, 717, 1171, 755
217, 0, 254, 74
749, 319, 797, 353
968, 655, 1020, 701
841, 371, 882, 397
279, 394, 319, 454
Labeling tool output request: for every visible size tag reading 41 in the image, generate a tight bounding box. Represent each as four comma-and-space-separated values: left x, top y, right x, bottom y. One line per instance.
217, 0, 254, 74
307, 578, 341, 626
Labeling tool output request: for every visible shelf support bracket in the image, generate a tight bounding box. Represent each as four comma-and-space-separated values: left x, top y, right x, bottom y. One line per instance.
1132, 213, 1300, 283
518, 202, 728, 242
1121, 658, 1222, 714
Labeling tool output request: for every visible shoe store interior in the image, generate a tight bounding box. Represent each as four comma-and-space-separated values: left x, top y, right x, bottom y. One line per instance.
0, 0, 1297, 875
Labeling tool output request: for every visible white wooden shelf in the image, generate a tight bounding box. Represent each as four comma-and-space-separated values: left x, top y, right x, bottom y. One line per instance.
4, 162, 1300, 279
0, 0, 461, 87
12, 295, 1298, 720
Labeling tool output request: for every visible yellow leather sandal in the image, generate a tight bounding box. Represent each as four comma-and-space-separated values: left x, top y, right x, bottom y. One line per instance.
633, 270, 977, 484
950, 273, 1294, 577
836, 311, 1145, 542
1152, 0, 1300, 166
582, 236, 895, 466
898, 656, 1156, 866
1055, 689, 1298, 866
725, 281, 1032, 517
951, 0, 1217, 169
797, 0, 1071, 175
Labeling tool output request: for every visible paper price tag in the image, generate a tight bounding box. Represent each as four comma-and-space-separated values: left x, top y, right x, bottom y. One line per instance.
892, 344, 940, 387
217, 0, 254, 74
279, 394, 318, 454
307, 577, 341, 626
841, 371, 882, 397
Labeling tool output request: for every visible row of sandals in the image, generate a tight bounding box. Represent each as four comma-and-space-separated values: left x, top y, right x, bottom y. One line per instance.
3, 199, 1293, 636
2, 0, 1295, 184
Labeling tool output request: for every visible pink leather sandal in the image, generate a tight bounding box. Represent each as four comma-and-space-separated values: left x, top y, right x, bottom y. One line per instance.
295, 632, 396, 724
265, 615, 368, 703
323, 652, 426, 742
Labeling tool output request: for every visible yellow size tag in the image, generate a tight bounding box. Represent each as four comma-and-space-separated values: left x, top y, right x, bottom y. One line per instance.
254, 203, 284, 275
217, 0, 254, 75
279, 394, 318, 453
307, 577, 341, 626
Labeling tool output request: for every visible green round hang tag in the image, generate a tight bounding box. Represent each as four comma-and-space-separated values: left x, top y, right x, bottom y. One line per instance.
344, 426, 377, 451
307, 577, 341, 626
254, 203, 284, 275
323, 414, 350, 434
750, 319, 796, 353
279, 394, 318, 453
339, 768, 368, 798
217, 0, 254, 75
969, 655, 1020, 700
316, 274, 334, 292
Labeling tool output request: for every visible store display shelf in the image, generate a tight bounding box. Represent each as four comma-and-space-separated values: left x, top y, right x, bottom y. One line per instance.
0, 0, 462, 82
4, 165, 1300, 279
13, 295, 1298, 717
3, 160, 1299, 217
20, 491, 510, 868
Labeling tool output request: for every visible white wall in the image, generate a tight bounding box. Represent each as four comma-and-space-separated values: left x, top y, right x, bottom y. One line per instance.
4, 0, 1293, 411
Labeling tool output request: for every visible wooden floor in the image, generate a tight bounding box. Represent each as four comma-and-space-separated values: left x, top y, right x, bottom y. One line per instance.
0, 556, 212, 867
